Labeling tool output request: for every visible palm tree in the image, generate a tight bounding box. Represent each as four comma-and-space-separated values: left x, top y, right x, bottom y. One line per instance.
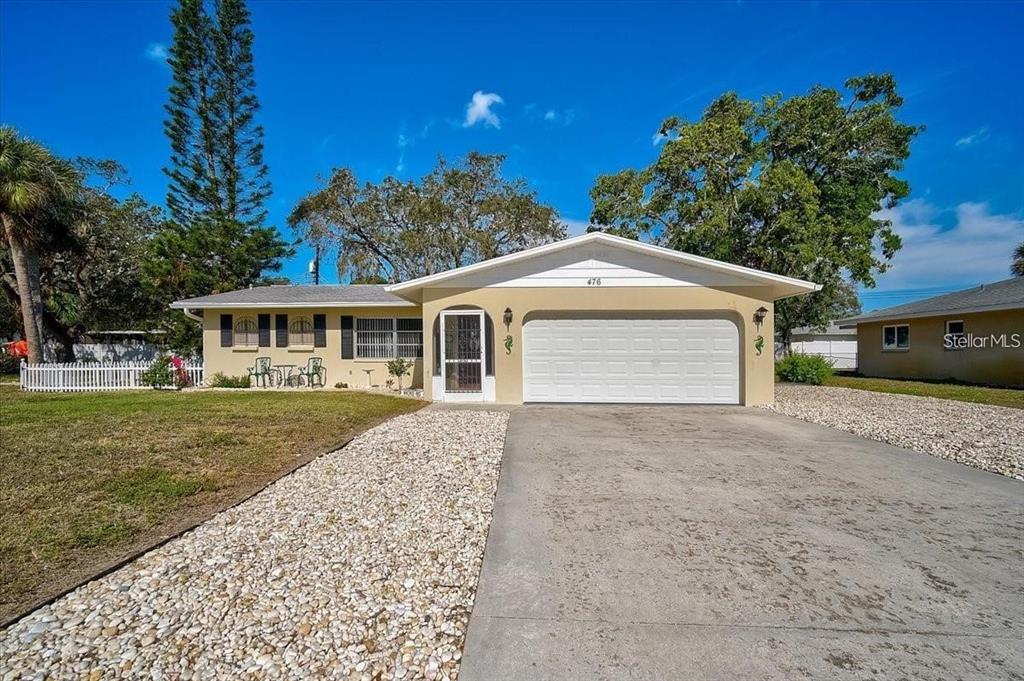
0, 126, 81, 364
1013, 242, 1024, 277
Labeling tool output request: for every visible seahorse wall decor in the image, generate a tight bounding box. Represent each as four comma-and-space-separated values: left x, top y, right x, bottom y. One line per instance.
754, 335, 765, 356
504, 334, 513, 355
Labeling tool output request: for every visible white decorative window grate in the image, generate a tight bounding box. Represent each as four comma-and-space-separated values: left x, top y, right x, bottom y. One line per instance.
356, 318, 423, 359
289, 316, 314, 346
233, 318, 259, 347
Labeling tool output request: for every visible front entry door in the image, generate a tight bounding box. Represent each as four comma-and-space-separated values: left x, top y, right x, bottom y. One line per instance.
441, 310, 484, 401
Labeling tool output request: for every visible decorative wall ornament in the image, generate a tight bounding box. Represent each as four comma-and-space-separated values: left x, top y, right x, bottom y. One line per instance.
504, 334, 514, 355
754, 335, 765, 356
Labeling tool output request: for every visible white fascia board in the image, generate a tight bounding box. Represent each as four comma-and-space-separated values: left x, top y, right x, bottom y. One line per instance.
169, 301, 416, 310
385, 232, 819, 297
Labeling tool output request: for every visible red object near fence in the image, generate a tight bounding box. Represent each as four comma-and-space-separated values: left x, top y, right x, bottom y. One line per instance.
4, 339, 28, 359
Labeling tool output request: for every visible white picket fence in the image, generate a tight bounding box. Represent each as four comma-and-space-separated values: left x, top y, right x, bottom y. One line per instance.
20, 361, 205, 392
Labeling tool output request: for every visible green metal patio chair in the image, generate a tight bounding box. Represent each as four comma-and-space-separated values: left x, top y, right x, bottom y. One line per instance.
297, 357, 326, 388
247, 356, 278, 388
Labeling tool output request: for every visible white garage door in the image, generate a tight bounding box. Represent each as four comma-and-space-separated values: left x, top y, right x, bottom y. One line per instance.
523, 316, 740, 404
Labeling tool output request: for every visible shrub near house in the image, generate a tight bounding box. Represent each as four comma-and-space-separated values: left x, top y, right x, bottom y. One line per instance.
776, 354, 834, 385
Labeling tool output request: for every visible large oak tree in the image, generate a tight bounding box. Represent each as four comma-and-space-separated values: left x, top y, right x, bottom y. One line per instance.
590, 74, 921, 347
289, 153, 565, 282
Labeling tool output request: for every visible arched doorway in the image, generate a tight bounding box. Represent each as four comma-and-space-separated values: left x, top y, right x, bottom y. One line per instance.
433, 306, 495, 402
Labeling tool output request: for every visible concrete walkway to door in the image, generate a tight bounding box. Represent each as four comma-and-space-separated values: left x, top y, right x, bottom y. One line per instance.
460, 405, 1024, 681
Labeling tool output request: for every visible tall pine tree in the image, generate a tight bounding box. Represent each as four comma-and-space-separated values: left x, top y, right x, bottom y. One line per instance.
164, 0, 271, 225
212, 0, 271, 226
156, 0, 289, 355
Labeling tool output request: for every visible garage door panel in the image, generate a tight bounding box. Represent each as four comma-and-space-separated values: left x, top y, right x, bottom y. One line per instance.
524, 316, 739, 404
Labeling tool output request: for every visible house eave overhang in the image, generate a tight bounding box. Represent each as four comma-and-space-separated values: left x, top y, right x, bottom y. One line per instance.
385, 232, 820, 301
837, 302, 1024, 328
169, 301, 416, 310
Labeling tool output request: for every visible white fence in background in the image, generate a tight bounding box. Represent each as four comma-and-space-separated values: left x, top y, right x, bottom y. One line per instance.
19, 361, 204, 392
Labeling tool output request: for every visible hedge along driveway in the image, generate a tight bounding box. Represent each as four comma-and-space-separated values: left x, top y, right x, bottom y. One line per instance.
0, 385, 423, 623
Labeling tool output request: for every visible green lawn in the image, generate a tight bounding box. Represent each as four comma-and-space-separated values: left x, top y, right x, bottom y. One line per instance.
0, 385, 422, 622
824, 375, 1024, 409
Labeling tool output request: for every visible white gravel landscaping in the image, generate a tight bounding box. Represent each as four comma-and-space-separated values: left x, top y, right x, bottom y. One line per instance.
769, 383, 1024, 480
1, 410, 509, 680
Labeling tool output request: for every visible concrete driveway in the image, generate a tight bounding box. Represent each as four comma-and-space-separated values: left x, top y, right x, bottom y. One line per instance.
460, 406, 1024, 681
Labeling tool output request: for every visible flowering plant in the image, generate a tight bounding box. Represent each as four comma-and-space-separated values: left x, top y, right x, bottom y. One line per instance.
169, 355, 193, 388
141, 355, 192, 390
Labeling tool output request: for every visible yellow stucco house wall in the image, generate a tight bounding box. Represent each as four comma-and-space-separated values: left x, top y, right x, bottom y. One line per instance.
854, 310, 1024, 387
173, 233, 819, 405
839, 277, 1024, 388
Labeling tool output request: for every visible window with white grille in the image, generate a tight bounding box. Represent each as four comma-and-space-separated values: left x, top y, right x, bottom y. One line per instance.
397, 318, 424, 358
233, 318, 259, 347
356, 318, 423, 359
289, 316, 314, 346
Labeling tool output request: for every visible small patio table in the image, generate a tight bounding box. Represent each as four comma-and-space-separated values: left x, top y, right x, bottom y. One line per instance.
276, 364, 299, 387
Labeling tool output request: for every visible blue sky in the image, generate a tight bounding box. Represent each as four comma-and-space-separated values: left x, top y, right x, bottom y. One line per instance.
2, 1, 1021, 311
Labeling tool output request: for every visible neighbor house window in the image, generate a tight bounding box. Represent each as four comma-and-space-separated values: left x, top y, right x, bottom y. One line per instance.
289, 316, 314, 346
945, 320, 965, 350
882, 324, 909, 350
233, 317, 259, 347
355, 318, 423, 359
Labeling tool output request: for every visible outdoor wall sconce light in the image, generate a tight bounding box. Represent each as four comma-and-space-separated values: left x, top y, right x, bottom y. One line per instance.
503, 307, 513, 331
754, 306, 769, 329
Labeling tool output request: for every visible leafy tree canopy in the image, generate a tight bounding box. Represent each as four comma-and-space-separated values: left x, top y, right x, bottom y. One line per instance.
0, 126, 85, 362
590, 74, 920, 343
1, 156, 167, 359
288, 152, 565, 282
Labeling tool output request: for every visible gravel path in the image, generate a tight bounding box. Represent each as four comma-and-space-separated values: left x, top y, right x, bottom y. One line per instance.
769, 383, 1023, 480
1, 410, 509, 680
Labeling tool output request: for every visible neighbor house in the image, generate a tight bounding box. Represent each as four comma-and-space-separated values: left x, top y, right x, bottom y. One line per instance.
837, 277, 1024, 387
171, 233, 819, 404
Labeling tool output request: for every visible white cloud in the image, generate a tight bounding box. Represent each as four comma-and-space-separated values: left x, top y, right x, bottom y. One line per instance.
874, 199, 1022, 289
463, 91, 504, 129
544, 109, 556, 121
144, 42, 168, 62
955, 126, 989, 147
395, 127, 410, 174
652, 131, 666, 146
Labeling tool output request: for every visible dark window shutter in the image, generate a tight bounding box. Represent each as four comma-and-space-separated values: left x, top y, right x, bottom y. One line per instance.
220, 314, 233, 347
432, 316, 441, 374
275, 314, 288, 347
341, 315, 354, 359
313, 314, 327, 347
258, 314, 271, 347
484, 313, 494, 376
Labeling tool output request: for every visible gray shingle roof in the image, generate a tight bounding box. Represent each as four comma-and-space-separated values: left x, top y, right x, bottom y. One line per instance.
170, 285, 413, 309
838, 277, 1024, 326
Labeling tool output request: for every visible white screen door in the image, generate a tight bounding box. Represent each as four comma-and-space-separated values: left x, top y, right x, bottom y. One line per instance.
441, 310, 484, 400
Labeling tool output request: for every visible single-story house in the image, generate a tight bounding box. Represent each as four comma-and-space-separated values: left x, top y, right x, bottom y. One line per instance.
171, 233, 819, 404
776, 324, 858, 370
837, 277, 1024, 387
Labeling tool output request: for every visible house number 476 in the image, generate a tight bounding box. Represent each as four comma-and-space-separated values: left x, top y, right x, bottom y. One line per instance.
587, 277, 602, 286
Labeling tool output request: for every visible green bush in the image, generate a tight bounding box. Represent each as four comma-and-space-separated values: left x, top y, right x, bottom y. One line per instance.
0, 352, 20, 375
208, 372, 251, 388
140, 356, 177, 389
775, 354, 834, 385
